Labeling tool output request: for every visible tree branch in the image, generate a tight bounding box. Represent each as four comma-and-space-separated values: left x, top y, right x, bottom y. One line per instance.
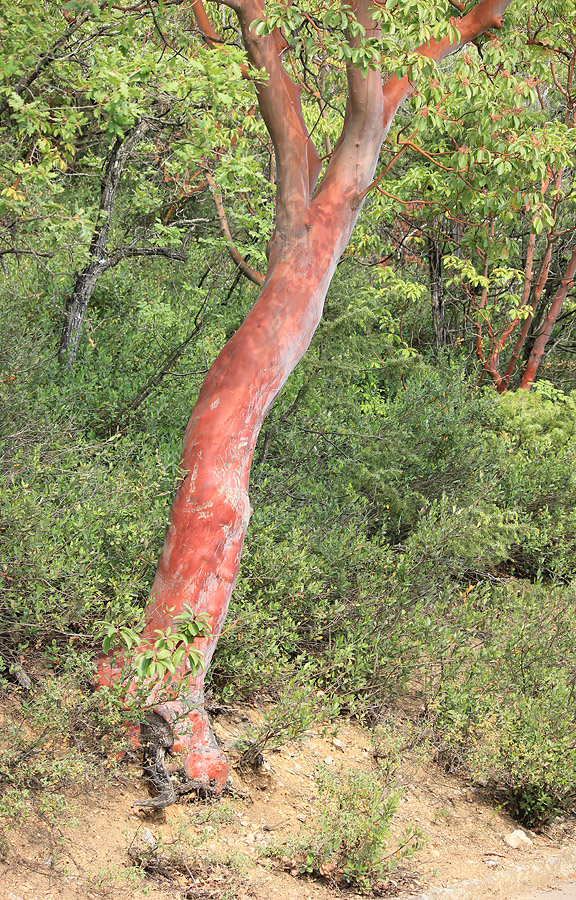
381, 0, 514, 117
105, 245, 188, 267
520, 245, 576, 389
204, 172, 264, 285
0, 8, 96, 118
230, 0, 322, 235
317, 0, 512, 210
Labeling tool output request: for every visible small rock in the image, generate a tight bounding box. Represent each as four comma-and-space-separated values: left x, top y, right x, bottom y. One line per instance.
504, 829, 533, 850
484, 858, 499, 868
141, 827, 156, 849
332, 738, 345, 750
294, 762, 302, 771
324, 756, 334, 765
297, 814, 307, 823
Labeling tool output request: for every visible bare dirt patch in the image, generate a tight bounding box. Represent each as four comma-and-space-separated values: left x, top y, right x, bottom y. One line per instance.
1, 703, 574, 900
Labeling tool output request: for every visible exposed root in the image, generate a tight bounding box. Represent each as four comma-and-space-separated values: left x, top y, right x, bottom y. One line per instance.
133, 710, 228, 809
134, 712, 177, 809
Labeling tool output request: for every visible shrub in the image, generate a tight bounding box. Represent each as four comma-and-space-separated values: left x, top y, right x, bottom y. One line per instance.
429, 581, 576, 828
283, 767, 424, 892
232, 669, 339, 769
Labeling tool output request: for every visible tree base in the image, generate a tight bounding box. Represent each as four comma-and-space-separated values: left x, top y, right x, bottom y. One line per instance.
153, 698, 229, 792
96, 654, 229, 805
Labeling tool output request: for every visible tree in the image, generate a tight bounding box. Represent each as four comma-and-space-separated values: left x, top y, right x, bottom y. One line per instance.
367, 2, 576, 389
96, 0, 515, 799
0, 0, 253, 365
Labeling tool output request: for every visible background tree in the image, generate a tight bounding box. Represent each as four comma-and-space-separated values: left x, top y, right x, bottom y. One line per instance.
365, 2, 576, 388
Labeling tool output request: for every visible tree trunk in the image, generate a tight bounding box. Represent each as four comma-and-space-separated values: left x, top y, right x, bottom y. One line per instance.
59, 123, 147, 366
97, 0, 515, 796
520, 246, 576, 389
428, 235, 447, 349
59, 263, 108, 365
98, 194, 373, 787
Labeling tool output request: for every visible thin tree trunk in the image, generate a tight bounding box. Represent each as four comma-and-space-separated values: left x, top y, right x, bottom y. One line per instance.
59, 122, 148, 366
428, 234, 447, 348
520, 246, 576, 389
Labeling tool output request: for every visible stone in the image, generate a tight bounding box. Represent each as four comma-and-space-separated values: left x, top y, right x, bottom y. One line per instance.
504, 829, 533, 850
141, 827, 157, 849
332, 738, 345, 750
324, 756, 334, 765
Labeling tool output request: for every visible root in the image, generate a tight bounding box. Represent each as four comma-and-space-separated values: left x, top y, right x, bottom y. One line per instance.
132, 711, 226, 809
134, 712, 177, 810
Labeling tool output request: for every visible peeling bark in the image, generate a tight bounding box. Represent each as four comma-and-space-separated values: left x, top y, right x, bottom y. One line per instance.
98, 0, 515, 797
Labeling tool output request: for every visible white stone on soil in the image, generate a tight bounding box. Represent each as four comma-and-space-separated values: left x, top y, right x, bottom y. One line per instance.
504, 829, 533, 850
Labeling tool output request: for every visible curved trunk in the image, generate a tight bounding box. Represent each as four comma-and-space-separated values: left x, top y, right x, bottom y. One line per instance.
98, 198, 365, 788
97, 0, 515, 796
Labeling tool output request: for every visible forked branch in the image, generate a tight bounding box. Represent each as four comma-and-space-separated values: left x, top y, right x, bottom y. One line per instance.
210, 0, 321, 233
317, 0, 513, 205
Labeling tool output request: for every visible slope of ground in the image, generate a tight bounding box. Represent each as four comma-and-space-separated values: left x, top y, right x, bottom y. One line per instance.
1, 703, 575, 900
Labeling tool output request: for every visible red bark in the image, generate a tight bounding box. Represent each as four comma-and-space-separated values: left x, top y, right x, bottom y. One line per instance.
519, 246, 576, 389
98, 0, 514, 795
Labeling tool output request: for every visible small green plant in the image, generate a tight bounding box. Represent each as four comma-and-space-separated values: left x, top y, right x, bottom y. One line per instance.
0, 673, 107, 828
372, 717, 432, 785
281, 767, 424, 892
98, 605, 212, 709
233, 670, 339, 769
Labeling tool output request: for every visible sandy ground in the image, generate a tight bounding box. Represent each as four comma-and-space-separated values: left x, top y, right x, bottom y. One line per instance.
1, 704, 575, 900
511, 876, 576, 900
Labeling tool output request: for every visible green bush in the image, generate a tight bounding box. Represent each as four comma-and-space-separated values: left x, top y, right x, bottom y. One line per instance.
284, 767, 424, 891
429, 581, 576, 828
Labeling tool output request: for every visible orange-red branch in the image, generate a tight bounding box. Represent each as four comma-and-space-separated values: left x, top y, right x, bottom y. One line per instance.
520, 246, 576, 390
205, 171, 265, 286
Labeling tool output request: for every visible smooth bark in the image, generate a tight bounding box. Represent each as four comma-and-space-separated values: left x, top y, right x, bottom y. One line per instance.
520, 247, 576, 389
99, 0, 514, 794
